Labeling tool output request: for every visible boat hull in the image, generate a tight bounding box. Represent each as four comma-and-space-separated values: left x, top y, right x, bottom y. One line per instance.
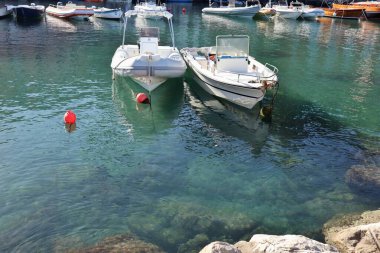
0, 6, 12, 18
13, 5, 45, 20
202, 5, 260, 16
94, 8, 122, 19
111, 46, 187, 92
301, 9, 324, 19
275, 9, 302, 19
46, 5, 94, 19
323, 4, 366, 19
347, 3, 380, 19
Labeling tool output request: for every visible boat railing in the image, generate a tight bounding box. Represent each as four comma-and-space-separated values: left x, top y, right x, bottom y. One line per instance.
264, 63, 278, 75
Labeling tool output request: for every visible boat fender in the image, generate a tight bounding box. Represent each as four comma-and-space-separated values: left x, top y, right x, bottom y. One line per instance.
260, 106, 273, 121
136, 93, 150, 104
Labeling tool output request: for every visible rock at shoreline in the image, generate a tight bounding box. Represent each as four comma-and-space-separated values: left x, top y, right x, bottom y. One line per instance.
345, 165, 380, 192
199, 241, 241, 253
66, 234, 165, 253
323, 209, 380, 253
235, 234, 338, 253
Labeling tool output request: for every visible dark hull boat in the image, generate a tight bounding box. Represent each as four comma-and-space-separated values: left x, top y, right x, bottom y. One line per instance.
13, 3, 45, 20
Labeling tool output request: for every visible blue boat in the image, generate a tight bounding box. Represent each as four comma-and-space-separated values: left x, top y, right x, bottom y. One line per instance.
12, 3, 45, 20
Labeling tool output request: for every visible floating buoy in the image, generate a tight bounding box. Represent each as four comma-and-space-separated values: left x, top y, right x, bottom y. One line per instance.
182, 7, 186, 14
136, 93, 150, 104
64, 110, 76, 124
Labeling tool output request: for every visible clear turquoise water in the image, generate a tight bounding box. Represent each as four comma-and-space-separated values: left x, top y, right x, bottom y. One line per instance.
1, 4, 380, 252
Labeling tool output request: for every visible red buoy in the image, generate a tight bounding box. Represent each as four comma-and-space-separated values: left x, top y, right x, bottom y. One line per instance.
182, 7, 186, 13
136, 93, 150, 104
64, 110, 76, 124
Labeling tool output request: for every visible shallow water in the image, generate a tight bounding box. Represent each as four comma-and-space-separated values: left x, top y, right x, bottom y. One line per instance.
0, 3, 380, 252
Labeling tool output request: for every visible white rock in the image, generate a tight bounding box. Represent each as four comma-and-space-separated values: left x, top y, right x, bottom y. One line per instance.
199, 241, 242, 253
246, 234, 339, 253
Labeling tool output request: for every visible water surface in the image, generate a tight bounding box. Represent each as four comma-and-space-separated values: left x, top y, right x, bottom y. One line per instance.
0, 4, 380, 252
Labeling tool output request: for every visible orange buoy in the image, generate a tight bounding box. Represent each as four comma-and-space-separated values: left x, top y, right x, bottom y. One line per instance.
136, 93, 150, 104
64, 110, 76, 124
182, 7, 186, 13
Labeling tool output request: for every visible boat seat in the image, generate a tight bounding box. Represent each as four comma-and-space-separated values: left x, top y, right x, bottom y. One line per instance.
217, 56, 248, 73
139, 37, 159, 55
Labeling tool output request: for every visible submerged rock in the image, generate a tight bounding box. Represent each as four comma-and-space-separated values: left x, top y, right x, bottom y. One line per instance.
66, 234, 165, 253
323, 209, 380, 253
235, 234, 338, 253
345, 165, 380, 192
199, 241, 242, 253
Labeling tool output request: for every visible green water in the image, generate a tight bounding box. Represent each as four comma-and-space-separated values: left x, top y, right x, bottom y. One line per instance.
0, 4, 379, 252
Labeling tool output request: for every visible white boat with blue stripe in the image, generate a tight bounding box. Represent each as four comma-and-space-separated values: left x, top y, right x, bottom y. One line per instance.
180, 35, 279, 109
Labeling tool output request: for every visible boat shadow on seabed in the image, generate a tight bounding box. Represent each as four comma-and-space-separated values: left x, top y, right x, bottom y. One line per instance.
112, 76, 185, 134
184, 72, 273, 153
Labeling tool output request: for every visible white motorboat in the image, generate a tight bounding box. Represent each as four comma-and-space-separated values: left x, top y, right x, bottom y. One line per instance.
46, 2, 95, 20
290, 1, 324, 19
94, 7, 123, 19
111, 10, 187, 92
180, 35, 279, 110
134, 1, 167, 18
0, 5, 13, 18
202, 0, 261, 16
273, 0, 302, 19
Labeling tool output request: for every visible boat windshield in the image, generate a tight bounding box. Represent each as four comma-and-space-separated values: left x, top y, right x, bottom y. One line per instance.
139, 27, 159, 38
216, 35, 249, 57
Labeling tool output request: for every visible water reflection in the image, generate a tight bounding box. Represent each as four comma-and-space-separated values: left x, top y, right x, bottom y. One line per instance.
45, 15, 77, 32
112, 77, 184, 134
201, 13, 249, 30
184, 73, 270, 152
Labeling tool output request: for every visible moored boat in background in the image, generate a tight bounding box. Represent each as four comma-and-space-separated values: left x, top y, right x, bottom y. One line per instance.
345, 1, 380, 19
323, 3, 366, 19
46, 2, 95, 20
0, 5, 13, 18
94, 7, 123, 19
289, 1, 324, 19
134, 1, 167, 18
12, 3, 45, 20
202, 0, 261, 17
273, 0, 303, 19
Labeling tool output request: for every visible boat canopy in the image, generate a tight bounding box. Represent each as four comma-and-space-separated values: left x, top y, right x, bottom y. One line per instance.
122, 10, 175, 48
216, 35, 249, 57
139, 27, 159, 39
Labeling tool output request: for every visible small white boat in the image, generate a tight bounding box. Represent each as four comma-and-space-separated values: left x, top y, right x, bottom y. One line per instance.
46, 2, 95, 20
0, 5, 13, 18
202, 0, 261, 16
94, 7, 123, 19
134, 1, 167, 18
111, 10, 187, 92
290, 1, 324, 19
180, 35, 279, 109
273, 0, 302, 19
